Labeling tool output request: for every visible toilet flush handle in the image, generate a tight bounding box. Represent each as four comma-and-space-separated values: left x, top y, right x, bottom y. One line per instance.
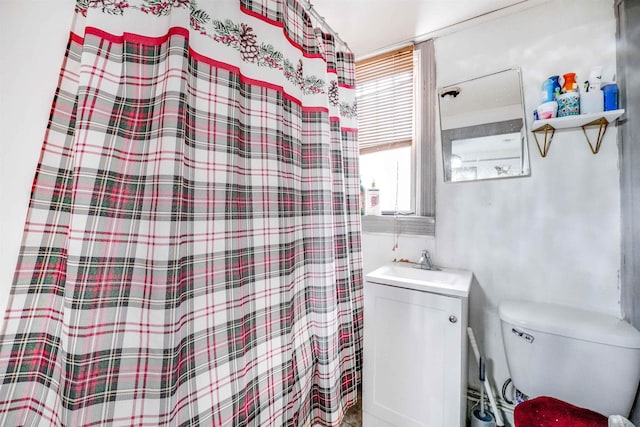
511, 327, 535, 343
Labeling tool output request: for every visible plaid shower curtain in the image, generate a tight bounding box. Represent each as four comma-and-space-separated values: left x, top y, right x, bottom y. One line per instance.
0, 1, 362, 425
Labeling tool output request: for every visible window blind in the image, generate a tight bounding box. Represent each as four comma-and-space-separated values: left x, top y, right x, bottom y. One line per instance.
356, 46, 414, 154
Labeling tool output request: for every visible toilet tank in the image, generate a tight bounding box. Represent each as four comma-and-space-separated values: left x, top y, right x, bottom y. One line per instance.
499, 300, 640, 417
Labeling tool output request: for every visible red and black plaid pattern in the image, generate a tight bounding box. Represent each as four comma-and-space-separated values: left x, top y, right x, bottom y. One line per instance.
240, 0, 321, 56
0, 2, 362, 426
336, 52, 356, 88
319, 32, 337, 73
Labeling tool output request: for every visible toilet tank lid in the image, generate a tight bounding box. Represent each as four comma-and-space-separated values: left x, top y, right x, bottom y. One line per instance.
499, 300, 640, 349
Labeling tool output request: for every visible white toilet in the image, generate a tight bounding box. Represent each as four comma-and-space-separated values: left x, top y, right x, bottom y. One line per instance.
499, 300, 640, 417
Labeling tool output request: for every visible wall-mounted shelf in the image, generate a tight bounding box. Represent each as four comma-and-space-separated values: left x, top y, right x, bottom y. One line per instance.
530, 109, 625, 157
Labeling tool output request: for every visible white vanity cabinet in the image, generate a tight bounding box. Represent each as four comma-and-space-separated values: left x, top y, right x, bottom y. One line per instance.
362, 264, 471, 427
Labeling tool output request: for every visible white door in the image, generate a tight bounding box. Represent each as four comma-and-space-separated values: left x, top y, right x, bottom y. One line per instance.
363, 281, 464, 427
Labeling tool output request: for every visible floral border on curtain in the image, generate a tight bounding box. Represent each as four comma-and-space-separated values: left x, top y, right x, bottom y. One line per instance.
0, 1, 362, 425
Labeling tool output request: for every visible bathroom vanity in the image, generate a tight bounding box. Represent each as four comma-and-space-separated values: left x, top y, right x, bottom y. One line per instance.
363, 263, 472, 427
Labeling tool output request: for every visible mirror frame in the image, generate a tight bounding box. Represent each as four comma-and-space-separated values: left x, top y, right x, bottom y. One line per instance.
439, 68, 530, 183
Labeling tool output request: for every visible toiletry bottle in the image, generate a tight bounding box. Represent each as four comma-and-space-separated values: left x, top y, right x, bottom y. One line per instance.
360, 178, 365, 215
588, 66, 603, 91
562, 72, 578, 92
541, 75, 561, 102
603, 83, 619, 111
367, 181, 380, 215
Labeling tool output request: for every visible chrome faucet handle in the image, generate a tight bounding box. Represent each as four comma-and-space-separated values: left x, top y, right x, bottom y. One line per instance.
416, 249, 437, 270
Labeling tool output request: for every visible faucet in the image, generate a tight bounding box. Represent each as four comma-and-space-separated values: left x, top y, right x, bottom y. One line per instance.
414, 249, 438, 270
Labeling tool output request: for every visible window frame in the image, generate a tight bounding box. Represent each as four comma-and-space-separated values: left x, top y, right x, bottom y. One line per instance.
359, 40, 436, 236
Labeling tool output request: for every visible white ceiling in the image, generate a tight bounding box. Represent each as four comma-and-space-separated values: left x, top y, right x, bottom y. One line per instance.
311, 0, 534, 57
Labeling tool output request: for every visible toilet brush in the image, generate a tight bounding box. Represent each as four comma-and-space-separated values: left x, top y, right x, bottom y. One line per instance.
471, 357, 497, 427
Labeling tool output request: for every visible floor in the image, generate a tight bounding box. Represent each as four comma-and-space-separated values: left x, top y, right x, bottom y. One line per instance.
340, 395, 362, 427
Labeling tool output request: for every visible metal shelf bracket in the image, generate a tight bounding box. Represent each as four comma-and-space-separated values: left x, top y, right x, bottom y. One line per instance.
532, 124, 555, 158
581, 117, 610, 154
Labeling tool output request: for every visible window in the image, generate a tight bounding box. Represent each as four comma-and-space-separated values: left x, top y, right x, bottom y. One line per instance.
356, 40, 436, 234
357, 46, 414, 213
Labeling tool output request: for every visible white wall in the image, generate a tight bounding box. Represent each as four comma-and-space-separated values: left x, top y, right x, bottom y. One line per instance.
0, 0, 76, 325
434, 0, 621, 409
0, 0, 628, 419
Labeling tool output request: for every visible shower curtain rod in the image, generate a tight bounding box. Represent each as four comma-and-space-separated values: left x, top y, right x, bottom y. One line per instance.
303, 1, 352, 52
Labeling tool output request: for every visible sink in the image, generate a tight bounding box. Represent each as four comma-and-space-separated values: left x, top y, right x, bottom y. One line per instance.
372, 264, 459, 284
365, 262, 472, 298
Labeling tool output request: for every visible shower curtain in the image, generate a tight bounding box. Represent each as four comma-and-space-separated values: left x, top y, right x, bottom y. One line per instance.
0, 1, 362, 425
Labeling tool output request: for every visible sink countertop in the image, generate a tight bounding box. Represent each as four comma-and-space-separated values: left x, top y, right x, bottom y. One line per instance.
365, 263, 472, 298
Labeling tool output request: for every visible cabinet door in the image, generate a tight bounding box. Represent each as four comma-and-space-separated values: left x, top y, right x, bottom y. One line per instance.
363, 281, 464, 427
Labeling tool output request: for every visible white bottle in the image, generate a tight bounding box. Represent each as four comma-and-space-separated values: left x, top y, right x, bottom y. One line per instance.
367, 181, 381, 215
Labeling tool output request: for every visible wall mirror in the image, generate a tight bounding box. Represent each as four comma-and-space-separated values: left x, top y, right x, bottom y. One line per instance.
439, 68, 530, 182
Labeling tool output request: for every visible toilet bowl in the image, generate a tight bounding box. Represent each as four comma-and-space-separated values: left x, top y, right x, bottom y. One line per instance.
499, 300, 640, 417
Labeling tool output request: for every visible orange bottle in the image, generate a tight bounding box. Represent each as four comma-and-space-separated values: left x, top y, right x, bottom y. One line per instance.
562, 72, 578, 92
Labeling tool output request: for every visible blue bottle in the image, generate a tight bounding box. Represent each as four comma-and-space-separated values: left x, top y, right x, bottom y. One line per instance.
541, 76, 561, 103
602, 84, 618, 111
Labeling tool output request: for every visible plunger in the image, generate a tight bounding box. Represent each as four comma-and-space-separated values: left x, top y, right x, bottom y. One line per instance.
468, 327, 503, 426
